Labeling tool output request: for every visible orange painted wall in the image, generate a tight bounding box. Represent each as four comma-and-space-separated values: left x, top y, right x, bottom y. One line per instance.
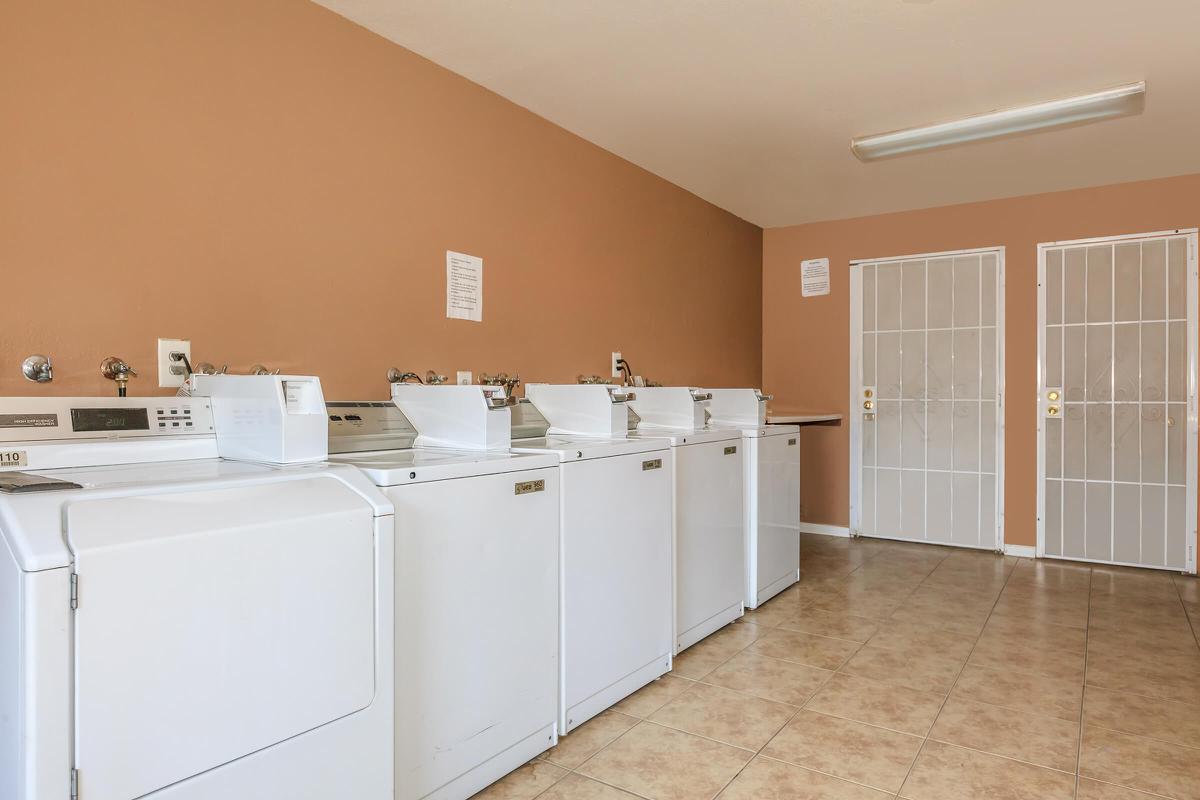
0, 1, 761, 399
764, 173, 1200, 547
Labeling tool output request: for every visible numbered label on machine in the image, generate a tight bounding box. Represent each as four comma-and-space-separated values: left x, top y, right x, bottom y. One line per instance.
514, 479, 546, 496
0, 450, 29, 468
641, 458, 662, 471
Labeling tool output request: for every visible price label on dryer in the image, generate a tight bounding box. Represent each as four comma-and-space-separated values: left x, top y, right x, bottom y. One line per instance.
0, 451, 29, 467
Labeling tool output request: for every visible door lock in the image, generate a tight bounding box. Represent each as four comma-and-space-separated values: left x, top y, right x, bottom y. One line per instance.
1044, 387, 1063, 418
861, 386, 877, 420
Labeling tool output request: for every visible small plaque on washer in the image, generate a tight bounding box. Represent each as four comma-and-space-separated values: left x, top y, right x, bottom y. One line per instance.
514, 479, 546, 496
0, 450, 29, 468
0, 471, 82, 493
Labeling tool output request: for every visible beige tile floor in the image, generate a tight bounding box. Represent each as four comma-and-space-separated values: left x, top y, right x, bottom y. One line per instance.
473, 534, 1200, 800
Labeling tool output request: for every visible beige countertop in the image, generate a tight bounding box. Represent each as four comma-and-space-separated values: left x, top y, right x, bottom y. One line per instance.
767, 412, 843, 424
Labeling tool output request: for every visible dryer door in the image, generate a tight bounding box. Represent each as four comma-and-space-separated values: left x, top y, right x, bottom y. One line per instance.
66, 475, 376, 800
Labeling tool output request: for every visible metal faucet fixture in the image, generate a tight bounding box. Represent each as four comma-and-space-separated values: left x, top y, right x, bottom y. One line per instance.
615, 358, 634, 385
21, 355, 53, 383
386, 368, 423, 384
479, 372, 521, 398
100, 356, 137, 397
192, 362, 227, 375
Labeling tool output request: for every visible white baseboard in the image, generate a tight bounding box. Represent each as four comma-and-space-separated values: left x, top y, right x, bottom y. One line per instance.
1003, 544, 1037, 558
798, 523, 850, 538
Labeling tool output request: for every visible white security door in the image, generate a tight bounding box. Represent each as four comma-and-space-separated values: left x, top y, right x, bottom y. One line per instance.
850, 248, 1005, 549
1038, 229, 1198, 572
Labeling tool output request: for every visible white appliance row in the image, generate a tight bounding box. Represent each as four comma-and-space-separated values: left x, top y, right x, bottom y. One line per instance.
0, 377, 800, 800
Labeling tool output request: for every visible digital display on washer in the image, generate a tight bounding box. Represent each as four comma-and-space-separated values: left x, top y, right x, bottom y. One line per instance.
70, 407, 150, 432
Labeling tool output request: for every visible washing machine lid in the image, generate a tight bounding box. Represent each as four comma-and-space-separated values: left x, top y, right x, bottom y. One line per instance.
511, 434, 668, 462
331, 446, 559, 486
629, 426, 742, 447
66, 471, 380, 800
0, 459, 391, 571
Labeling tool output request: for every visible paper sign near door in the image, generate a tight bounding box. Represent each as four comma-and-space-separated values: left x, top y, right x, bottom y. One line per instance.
801, 258, 830, 297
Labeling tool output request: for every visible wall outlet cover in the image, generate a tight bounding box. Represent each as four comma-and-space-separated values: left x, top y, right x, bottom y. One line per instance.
157, 338, 191, 388
456, 371, 472, 386
611, 351, 622, 378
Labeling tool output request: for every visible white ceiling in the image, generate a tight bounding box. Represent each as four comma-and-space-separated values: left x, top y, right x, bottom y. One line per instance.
314, 0, 1200, 227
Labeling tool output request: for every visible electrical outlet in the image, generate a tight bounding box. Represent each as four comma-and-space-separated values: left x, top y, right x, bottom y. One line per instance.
157, 338, 191, 388
611, 351, 622, 379
456, 371, 472, 386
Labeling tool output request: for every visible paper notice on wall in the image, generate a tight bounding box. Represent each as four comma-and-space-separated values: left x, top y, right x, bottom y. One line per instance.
446, 251, 483, 322
801, 258, 830, 297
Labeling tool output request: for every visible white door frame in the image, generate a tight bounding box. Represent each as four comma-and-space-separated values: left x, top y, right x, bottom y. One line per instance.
849, 246, 1007, 551
1036, 228, 1198, 574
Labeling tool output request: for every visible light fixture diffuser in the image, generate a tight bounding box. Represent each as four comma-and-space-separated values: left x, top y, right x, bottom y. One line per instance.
850, 81, 1145, 161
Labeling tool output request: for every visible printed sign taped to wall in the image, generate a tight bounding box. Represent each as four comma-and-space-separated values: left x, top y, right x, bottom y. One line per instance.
446, 251, 483, 322
801, 258, 830, 297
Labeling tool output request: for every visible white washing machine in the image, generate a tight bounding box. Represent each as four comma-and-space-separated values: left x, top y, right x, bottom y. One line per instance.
626, 387, 745, 653
328, 386, 560, 800
707, 389, 802, 608
517, 385, 673, 734
0, 379, 394, 800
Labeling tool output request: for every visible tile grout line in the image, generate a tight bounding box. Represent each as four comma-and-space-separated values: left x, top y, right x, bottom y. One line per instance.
1079, 775, 1179, 800
1074, 565, 1094, 798
813, 539, 954, 797
720, 534, 936, 796
717, 538, 932, 798
707, 695, 807, 800
548, 614, 809, 800
540, 542, 1032, 799
1172, 575, 1200, 652
531, 543, 1193, 800
891, 551, 1022, 798
695, 590, 848, 800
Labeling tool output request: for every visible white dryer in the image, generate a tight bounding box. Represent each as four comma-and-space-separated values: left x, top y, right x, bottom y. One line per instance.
0, 384, 394, 800
328, 387, 560, 800
625, 387, 745, 653
518, 385, 673, 734
706, 389, 802, 608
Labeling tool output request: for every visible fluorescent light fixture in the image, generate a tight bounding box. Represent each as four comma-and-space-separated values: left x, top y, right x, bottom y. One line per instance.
851, 81, 1145, 161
